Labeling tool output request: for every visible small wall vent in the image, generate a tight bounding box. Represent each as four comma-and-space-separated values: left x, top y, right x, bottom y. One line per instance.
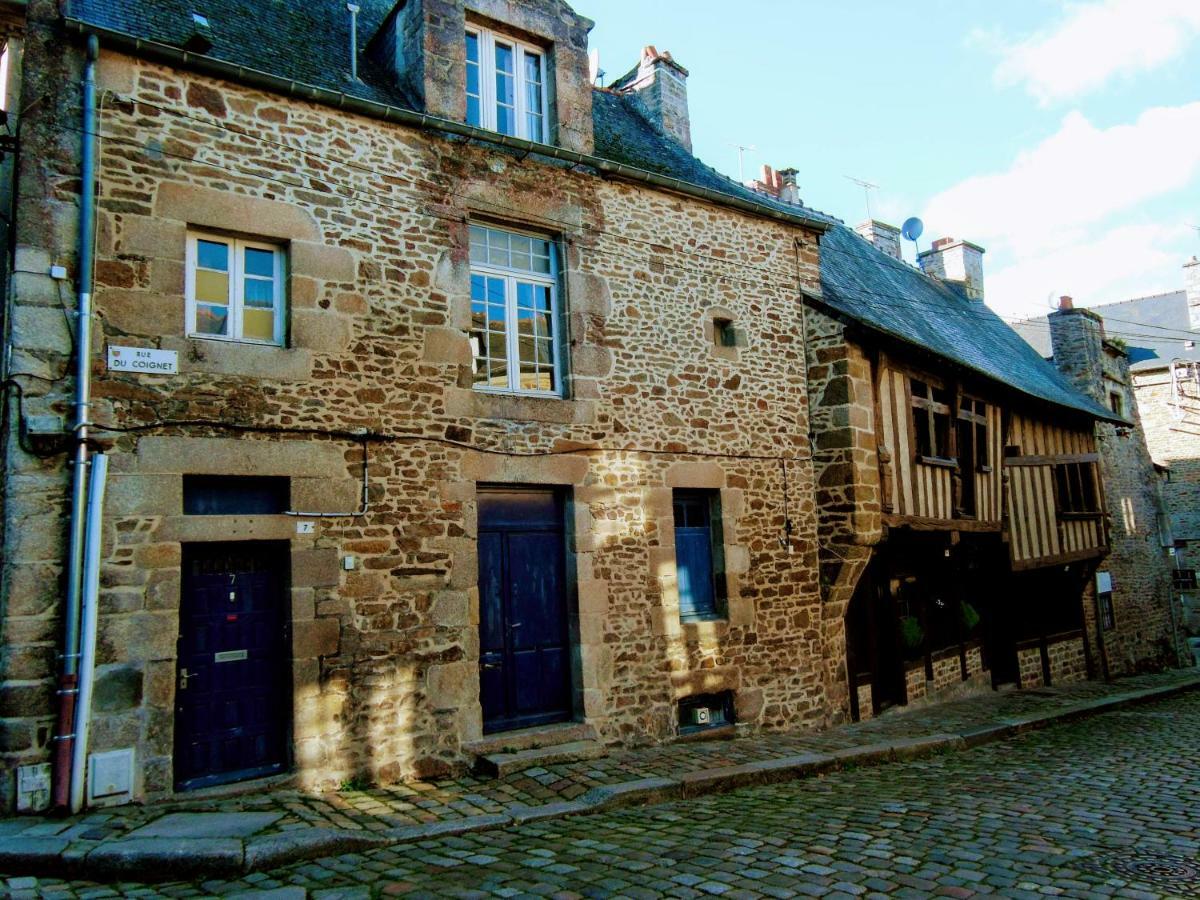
88, 748, 135, 807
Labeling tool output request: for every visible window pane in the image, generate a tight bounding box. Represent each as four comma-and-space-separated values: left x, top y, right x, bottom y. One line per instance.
197, 239, 229, 271
495, 41, 514, 75
495, 43, 515, 136
242, 307, 275, 342
244, 277, 275, 308
466, 32, 482, 127
466, 31, 479, 64
194, 269, 229, 305
526, 112, 544, 142
487, 229, 511, 267
244, 247, 275, 278
469, 225, 487, 262
467, 95, 481, 128
195, 303, 228, 336
524, 51, 542, 85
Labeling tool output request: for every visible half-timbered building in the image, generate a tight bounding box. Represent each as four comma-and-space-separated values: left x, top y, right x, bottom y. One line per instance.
800, 218, 1122, 719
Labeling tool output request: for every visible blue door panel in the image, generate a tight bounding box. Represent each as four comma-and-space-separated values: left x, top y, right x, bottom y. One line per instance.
478, 489, 573, 733
676, 528, 716, 618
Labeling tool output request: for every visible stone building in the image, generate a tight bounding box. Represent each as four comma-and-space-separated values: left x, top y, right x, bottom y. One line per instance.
0, 0, 1131, 813
1, 0, 843, 810
1015, 273, 1197, 658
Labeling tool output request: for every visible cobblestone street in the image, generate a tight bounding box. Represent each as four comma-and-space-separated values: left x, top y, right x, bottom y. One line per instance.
9, 690, 1200, 899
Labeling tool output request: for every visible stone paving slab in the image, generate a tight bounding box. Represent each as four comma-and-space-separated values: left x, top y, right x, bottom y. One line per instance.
1, 668, 1197, 884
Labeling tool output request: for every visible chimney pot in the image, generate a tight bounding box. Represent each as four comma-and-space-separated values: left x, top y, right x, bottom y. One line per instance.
1059, 295, 1074, 311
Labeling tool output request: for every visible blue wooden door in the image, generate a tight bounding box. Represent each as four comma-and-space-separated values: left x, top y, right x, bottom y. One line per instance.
674, 492, 717, 619
175, 543, 289, 790
478, 489, 572, 733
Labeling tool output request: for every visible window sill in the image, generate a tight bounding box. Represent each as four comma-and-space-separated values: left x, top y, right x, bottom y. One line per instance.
1059, 511, 1103, 521
160, 337, 313, 381
444, 387, 596, 425
916, 455, 958, 469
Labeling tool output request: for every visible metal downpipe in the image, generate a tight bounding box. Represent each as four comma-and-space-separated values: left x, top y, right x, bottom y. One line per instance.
52, 33, 99, 813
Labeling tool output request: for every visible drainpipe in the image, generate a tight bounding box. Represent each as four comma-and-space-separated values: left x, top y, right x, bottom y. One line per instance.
52, 33, 99, 814
70, 453, 107, 813
347, 4, 360, 82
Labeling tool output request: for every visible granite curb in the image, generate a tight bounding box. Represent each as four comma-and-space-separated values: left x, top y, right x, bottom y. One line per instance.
3, 673, 1197, 883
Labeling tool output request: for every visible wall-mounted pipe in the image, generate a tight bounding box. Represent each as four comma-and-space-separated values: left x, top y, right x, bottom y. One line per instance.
347, 4, 360, 82
70, 452, 107, 814
52, 32, 99, 813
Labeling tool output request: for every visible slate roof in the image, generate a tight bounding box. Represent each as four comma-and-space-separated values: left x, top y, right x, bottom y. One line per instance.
817, 225, 1119, 421
67, 0, 1115, 422
1014, 291, 1197, 373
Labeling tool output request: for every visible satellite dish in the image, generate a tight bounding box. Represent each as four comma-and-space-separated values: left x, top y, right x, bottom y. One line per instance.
901, 217, 924, 242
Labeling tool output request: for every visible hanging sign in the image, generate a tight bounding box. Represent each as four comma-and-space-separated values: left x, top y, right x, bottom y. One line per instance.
107, 345, 178, 374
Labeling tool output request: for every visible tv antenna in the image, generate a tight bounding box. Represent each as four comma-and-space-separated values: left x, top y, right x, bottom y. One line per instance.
844, 175, 879, 220
901, 216, 924, 260
729, 143, 756, 182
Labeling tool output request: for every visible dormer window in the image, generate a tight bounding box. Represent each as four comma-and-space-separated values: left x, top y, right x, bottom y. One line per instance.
465, 26, 547, 142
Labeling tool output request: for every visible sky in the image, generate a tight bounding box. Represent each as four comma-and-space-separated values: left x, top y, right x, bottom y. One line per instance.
582, 0, 1200, 321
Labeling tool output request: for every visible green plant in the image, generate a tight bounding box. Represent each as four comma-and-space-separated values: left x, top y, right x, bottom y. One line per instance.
899, 615, 924, 650
339, 775, 372, 792
960, 600, 981, 632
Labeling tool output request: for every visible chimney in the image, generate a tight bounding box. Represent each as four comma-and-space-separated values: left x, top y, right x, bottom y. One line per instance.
918, 237, 985, 300
747, 165, 801, 205
855, 220, 902, 262
1048, 299, 1108, 405
1186, 256, 1200, 332
619, 45, 691, 151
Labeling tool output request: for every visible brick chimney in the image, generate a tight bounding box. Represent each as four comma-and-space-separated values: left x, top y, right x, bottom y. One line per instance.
855, 220, 902, 261
1186, 256, 1200, 332
918, 237, 985, 300
747, 165, 800, 205
616, 45, 691, 151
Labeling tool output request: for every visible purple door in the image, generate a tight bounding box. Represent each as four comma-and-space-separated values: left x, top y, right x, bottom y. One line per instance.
175, 543, 289, 790
478, 488, 572, 733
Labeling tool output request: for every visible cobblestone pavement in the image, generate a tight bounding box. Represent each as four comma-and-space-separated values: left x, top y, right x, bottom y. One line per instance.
11, 689, 1200, 898
4, 671, 1197, 846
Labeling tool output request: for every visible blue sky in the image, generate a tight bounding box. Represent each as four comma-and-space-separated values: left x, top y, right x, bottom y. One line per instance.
584, 0, 1200, 320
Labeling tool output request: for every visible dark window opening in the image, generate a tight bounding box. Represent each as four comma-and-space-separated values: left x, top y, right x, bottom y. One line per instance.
673, 489, 726, 620
183, 475, 290, 515
911, 379, 952, 460
1109, 391, 1124, 416
1053, 462, 1100, 516
678, 691, 734, 734
1173, 569, 1197, 590
713, 318, 736, 347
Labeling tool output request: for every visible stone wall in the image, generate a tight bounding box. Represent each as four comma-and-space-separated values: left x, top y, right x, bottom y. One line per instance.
0, 37, 827, 805
1048, 636, 1088, 686
803, 307, 882, 725
1134, 368, 1200, 633
1048, 307, 1181, 673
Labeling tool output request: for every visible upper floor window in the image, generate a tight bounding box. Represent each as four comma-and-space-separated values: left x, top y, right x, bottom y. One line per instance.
1054, 462, 1101, 516
469, 223, 561, 395
911, 379, 951, 461
186, 232, 285, 345
1109, 390, 1124, 416
466, 26, 547, 142
957, 397, 989, 471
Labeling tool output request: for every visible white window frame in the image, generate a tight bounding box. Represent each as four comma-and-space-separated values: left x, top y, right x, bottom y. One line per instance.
185, 232, 285, 346
469, 225, 562, 398
465, 25, 549, 142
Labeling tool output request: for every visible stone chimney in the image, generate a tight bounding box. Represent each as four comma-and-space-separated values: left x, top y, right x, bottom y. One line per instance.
1185, 256, 1200, 331
918, 237, 985, 300
1048, 299, 1108, 405
617, 45, 691, 151
855, 220, 902, 261
747, 165, 800, 205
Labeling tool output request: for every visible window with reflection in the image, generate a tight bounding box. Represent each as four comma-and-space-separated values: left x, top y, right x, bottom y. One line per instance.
185, 232, 284, 345
465, 26, 547, 142
468, 223, 561, 395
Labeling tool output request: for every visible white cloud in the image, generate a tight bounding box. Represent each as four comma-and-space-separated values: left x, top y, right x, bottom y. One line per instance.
991, 0, 1200, 104
922, 103, 1200, 257
920, 103, 1200, 318
987, 222, 1192, 319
